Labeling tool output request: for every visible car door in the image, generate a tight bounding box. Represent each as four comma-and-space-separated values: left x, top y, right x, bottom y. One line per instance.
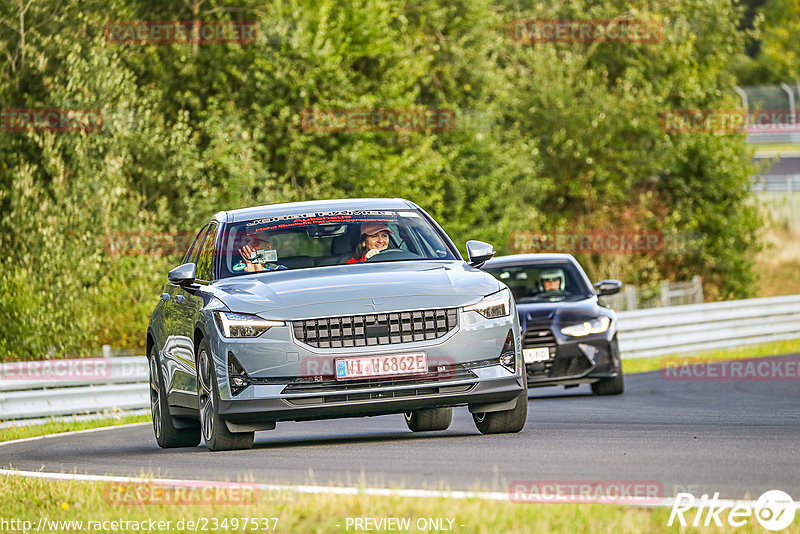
161, 223, 211, 409
168, 222, 218, 409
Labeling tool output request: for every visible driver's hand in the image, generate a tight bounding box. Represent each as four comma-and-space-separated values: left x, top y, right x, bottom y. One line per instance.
365, 248, 381, 259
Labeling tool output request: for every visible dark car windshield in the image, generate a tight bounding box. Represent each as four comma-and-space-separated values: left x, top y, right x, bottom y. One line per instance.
483, 262, 592, 302
217, 209, 457, 278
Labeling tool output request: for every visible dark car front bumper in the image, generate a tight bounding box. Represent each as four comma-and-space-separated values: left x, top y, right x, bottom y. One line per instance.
521, 326, 620, 387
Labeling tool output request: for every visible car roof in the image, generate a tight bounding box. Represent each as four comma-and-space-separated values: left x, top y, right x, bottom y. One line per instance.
483, 253, 578, 267
217, 198, 419, 223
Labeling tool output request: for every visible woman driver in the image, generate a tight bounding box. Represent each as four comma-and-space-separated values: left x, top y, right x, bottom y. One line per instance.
346, 222, 392, 263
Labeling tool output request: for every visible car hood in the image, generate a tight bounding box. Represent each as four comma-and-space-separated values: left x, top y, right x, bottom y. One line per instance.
209, 261, 500, 320
516, 298, 614, 331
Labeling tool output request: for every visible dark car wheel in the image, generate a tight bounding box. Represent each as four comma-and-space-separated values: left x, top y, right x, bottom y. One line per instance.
197, 339, 254, 451
472, 375, 528, 434
149, 346, 200, 449
404, 407, 452, 432
591, 337, 624, 396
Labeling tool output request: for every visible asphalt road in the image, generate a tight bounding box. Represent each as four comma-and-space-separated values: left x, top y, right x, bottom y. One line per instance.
2, 356, 799, 500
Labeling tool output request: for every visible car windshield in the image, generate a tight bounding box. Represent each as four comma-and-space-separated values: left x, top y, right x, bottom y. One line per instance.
217, 209, 457, 278
483, 262, 591, 302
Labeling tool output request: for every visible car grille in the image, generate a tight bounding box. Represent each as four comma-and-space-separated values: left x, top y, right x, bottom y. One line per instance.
523, 328, 557, 376
523, 328, 556, 348
292, 308, 458, 348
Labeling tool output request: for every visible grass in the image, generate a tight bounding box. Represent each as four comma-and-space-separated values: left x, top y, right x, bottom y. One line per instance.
1, 475, 795, 533
751, 143, 800, 154
0, 414, 150, 443
622, 338, 800, 375
754, 192, 800, 296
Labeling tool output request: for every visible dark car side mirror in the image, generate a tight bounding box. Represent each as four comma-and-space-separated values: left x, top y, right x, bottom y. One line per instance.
168, 263, 197, 285
466, 240, 495, 268
594, 279, 622, 296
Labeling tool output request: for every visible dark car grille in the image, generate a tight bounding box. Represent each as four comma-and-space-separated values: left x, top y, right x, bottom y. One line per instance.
523, 328, 556, 348
523, 328, 557, 377
523, 327, 595, 379
292, 309, 458, 348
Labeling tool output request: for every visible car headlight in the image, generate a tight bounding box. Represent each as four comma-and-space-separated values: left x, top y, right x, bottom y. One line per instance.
560, 316, 611, 337
463, 288, 511, 319
214, 312, 285, 338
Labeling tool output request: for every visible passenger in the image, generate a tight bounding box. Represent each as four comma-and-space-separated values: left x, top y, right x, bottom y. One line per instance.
235, 231, 287, 273
345, 222, 392, 263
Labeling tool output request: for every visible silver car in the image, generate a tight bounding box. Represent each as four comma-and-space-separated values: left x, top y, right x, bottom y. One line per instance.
147, 198, 527, 451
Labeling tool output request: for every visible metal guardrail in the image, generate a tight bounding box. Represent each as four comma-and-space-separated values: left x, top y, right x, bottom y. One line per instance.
0, 357, 149, 422
617, 294, 800, 358
1, 295, 799, 422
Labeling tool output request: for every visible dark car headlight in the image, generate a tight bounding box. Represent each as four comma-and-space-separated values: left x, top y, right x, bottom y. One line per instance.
214, 312, 285, 338
560, 316, 611, 337
463, 288, 511, 319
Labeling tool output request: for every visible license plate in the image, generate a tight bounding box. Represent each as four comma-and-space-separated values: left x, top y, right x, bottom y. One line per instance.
523, 347, 551, 363
335, 353, 428, 380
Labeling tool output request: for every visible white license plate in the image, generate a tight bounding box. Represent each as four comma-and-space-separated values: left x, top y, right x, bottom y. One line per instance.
335, 352, 428, 380
523, 347, 551, 363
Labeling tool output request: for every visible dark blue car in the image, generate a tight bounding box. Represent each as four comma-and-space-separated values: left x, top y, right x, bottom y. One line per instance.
483, 253, 624, 395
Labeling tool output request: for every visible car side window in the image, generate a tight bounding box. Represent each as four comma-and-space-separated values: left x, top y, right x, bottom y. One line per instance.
184, 224, 210, 265
195, 223, 218, 281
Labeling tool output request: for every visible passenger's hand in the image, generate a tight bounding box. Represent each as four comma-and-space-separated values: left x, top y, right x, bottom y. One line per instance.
239, 244, 256, 262
238, 245, 263, 272
365, 248, 381, 259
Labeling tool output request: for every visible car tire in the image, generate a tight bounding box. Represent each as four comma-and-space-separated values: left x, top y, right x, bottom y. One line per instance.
149, 346, 201, 449
404, 407, 452, 432
197, 339, 254, 451
591, 338, 624, 396
472, 375, 528, 434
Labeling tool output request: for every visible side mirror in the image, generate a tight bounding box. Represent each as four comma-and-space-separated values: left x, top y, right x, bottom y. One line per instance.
594, 279, 622, 296
168, 263, 197, 285
466, 240, 495, 268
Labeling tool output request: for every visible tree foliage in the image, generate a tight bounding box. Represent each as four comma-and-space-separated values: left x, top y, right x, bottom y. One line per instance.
0, 0, 761, 358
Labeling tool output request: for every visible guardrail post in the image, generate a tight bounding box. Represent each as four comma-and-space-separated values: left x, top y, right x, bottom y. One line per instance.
660, 281, 670, 307
625, 285, 637, 310
781, 83, 796, 128
789, 175, 798, 231
692, 275, 704, 304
